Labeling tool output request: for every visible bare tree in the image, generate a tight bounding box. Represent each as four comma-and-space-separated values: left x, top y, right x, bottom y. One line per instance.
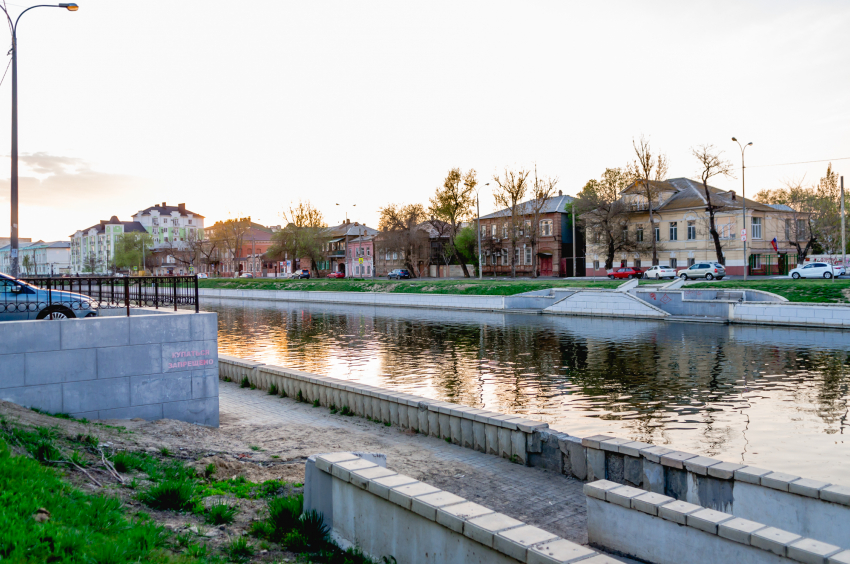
429, 168, 477, 277
268, 201, 328, 276
630, 135, 669, 265
212, 216, 252, 276
378, 203, 429, 276
692, 144, 735, 264
492, 167, 530, 277
525, 166, 558, 277
756, 175, 829, 263
576, 168, 642, 269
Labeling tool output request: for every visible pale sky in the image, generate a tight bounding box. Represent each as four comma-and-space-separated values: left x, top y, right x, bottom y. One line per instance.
0, 0, 848, 241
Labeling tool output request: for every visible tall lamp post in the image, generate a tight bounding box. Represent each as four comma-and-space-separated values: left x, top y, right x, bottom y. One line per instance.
476, 182, 489, 280
3, 3, 78, 279
732, 137, 753, 280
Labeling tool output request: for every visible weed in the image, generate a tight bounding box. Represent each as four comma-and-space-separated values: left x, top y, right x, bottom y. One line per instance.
300, 509, 330, 546
139, 479, 196, 511
384, 421, 391, 427
249, 519, 274, 538
329, 404, 338, 414
249, 445, 261, 451
186, 542, 209, 558
296, 390, 304, 403
223, 376, 232, 383
128, 477, 139, 490
250, 385, 257, 390
267, 494, 303, 540
224, 536, 255, 561
112, 451, 146, 473
175, 532, 194, 548
268, 383, 279, 395
271, 455, 280, 459
205, 500, 238, 525
69, 450, 88, 468
240, 376, 250, 388
159, 447, 170, 457
313, 399, 320, 408
444, 437, 451, 443
75, 433, 100, 448
282, 530, 308, 552
204, 462, 217, 478
340, 405, 353, 416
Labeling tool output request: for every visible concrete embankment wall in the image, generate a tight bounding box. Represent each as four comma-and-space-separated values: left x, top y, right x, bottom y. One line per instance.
584, 480, 849, 564
0, 310, 220, 426
305, 452, 615, 564
218, 355, 850, 548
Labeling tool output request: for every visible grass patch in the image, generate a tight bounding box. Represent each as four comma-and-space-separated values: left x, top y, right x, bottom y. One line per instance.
139, 479, 197, 512
197, 477, 285, 500
688, 279, 850, 303
268, 384, 279, 395
204, 500, 238, 525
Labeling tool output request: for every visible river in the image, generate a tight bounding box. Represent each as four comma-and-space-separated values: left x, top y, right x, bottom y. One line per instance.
203, 297, 849, 483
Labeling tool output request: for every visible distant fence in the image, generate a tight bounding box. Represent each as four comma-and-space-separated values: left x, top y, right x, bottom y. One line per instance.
14, 276, 199, 317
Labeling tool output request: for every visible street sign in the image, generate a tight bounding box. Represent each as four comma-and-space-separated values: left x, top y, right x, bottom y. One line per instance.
358, 257, 364, 264
741, 229, 746, 236
741, 235, 747, 242
133, 266, 138, 271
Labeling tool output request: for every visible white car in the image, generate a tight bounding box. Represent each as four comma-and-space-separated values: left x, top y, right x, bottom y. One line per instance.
642, 265, 677, 280
789, 263, 844, 279
196, 273, 208, 279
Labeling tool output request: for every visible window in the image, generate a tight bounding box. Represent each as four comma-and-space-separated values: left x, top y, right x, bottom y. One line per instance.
593, 260, 600, 270
501, 249, 508, 266
524, 220, 531, 234
502, 224, 508, 238
669, 222, 678, 241
654, 226, 660, 242
514, 248, 520, 265
636, 225, 644, 242
592, 230, 601, 244
386, 251, 391, 261
540, 220, 553, 237
634, 258, 641, 269
796, 219, 807, 239
751, 217, 762, 240
688, 258, 695, 266
153, 218, 158, 225
524, 247, 532, 265
366, 248, 371, 257
670, 257, 678, 268
622, 228, 628, 242
752, 254, 762, 269
687, 221, 696, 240
491, 225, 497, 237
392, 252, 398, 260
188, 219, 192, 225
481, 224, 487, 237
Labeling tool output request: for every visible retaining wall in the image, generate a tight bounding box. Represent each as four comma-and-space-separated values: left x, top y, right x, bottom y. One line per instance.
542, 290, 669, 319
733, 301, 850, 328
306, 452, 617, 564
585, 480, 849, 564
0, 311, 219, 426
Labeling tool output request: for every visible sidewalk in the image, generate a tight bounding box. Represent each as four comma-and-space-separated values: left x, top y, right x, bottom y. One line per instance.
219, 381, 591, 544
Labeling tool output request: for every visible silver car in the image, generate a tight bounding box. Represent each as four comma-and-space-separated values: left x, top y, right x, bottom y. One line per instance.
0, 273, 98, 321
679, 262, 726, 280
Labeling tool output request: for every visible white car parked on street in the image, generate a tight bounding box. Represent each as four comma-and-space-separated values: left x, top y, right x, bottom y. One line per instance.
642, 265, 677, 280
789, 263, 845, 279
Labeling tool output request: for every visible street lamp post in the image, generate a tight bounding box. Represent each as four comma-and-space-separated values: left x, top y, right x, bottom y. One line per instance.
476, 183, 489, 280
732, 137, 753, 280
3, 3, 77, 279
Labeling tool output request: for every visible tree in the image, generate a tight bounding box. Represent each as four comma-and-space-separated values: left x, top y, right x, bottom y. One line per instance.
453, 225, 479, 275
492, 167, 530, 277
378, 203, 429, 277
81, 253, 101, 274
21, 254, 32, 275
814, 164, 843, 255
575, 168, 637, 269
756, 181, 818, 262
525, 166, 558, 277
630, 135, 669, 265
692, 144, 735, 264
114, 232, 153, 272
268, 201, 328, 276
214, 217, 252, 275
429, 168, 477, 277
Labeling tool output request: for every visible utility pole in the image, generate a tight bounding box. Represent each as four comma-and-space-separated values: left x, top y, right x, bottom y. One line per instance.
733, 138, 753, 279
841, 175, 846, 277
571, 200, 577, 278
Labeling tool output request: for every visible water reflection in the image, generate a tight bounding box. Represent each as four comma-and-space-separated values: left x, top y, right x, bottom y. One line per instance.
204, 298, 850, 482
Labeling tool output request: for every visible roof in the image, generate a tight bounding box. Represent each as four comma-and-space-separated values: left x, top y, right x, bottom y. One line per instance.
480, 194, 574, 220
73, 220, 148, 237
0, 240, 70, 251
623, 177, 779, 213
134, 202, 204, 218
325, 222, 378, 237
767, 203, 794, 212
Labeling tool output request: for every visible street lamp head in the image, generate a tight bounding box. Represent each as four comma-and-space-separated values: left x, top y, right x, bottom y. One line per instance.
731, 137, 737, 142
747, 142, 753, 146
59, 3, 79, 10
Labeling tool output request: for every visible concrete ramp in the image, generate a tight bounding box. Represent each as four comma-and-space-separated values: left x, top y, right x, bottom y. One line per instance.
543, 290, 669, 319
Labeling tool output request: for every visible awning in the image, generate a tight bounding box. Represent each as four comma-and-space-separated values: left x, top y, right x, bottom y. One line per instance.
537, 252, 553, 257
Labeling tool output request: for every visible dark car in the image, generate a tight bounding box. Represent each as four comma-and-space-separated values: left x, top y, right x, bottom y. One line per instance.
608, 267, 644, 280
296, 269, 311, 279
387, 269, 411, 280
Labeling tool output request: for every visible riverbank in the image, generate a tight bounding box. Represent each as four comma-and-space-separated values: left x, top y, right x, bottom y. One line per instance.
688, 279, 850, 303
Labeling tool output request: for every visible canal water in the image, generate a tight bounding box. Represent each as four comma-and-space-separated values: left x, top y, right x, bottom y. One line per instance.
203, 298, 849, 483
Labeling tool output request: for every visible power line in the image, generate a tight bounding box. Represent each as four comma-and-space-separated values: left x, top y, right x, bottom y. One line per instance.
747, 156, 850, 168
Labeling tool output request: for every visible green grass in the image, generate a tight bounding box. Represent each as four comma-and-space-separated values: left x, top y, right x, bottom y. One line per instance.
199, 277, 626, 295
204, 500, 238, 525
688, 279, 850, 303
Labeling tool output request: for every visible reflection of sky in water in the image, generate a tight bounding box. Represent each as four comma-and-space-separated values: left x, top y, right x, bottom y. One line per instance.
204, 298, 850, 483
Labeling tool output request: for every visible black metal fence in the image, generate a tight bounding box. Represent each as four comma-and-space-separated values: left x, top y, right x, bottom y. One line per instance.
11, 276, 200, 318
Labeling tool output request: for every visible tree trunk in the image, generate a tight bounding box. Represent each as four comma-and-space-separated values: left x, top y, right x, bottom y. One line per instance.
647, 191, 658, 265
510, 241, 516, 278
605, 233, 615, 270
702, 184, 725, 264
531, 239, 538, 278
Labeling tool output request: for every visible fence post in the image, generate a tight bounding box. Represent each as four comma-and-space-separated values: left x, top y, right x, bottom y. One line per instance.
46, 277, 52, 307
173, 278, 178, 312
194, 275, 199, 313
154, 279, 159, 309
124, 277, 130, 317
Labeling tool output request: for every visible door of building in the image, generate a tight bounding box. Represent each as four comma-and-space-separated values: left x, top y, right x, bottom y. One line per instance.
540, 256, 553, 276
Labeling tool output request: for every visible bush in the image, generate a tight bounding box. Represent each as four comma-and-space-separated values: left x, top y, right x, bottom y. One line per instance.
205, 500, 238, 525
299, 509, 330, 547
138, 479, 196, 512
267, 494, 303, 540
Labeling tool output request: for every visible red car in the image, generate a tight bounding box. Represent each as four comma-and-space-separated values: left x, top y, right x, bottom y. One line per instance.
326, 272, 345, 279
608, 267, 644, 280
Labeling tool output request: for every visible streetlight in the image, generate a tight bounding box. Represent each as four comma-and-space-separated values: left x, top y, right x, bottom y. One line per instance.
732, 137, 753, 280
476, 183, 489, 280
3, 3, 78, 278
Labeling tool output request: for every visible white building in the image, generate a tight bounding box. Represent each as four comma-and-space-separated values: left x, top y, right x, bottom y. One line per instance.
0, 240, 71, 276
131, 202, 205, 248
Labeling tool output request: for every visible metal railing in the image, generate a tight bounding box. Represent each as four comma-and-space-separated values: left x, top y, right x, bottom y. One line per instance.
13, 276, 200, 318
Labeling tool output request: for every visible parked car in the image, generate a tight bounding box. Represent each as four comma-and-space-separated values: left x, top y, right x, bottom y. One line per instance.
641, 265, 677, 280
789, 263, 844, 279
387, 269, 411, 280
239, 273, 254, 278
608, 267, 644, 280
196, 273, 208, 279
679, 262, 726, 280
0, 272, 98, 321
326, 272, 345, 279
296, 269, 311, 279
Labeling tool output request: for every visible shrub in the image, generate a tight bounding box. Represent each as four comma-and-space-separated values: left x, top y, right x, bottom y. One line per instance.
240, 376, 250, 388
268, 384, 279, 396
139, 479, 196, 512
282, 530, 308, 552
299, 509, 330, 547
267, 494, 303, 540
205, 500, 238, 525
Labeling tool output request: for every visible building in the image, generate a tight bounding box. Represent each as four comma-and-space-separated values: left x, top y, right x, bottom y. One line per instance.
478, 193, 583, 277
346, 235, 375, 277
212, 222, 280, 277
0, 236, 31, 248
584, 178, 802, 276
0, 240, 70, 276
131, 202, 205, 248
70, 217, 148, 274
321, 220, 378, 275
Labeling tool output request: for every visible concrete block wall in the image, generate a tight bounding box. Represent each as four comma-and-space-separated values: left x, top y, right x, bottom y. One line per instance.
585, 480, 849, 564
543, 290, 669, 319
306, 452, 618, 564
0, 311, 219, 426
218, 355, 547, 466
733, 302, 850, 328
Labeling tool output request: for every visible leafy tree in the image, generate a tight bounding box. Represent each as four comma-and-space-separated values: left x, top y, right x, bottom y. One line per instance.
268, 201, 328, 276
453, 225, 479, 274
378, 203, 429, 277
21, 254, 32, 275
429, 168, 477, 277
114, 232, 153, 271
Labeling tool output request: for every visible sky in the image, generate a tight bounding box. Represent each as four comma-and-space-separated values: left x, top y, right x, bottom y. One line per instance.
0, 0, 848, 241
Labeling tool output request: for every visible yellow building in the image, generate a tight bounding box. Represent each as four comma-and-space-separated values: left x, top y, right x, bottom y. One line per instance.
585, 178, 801, 276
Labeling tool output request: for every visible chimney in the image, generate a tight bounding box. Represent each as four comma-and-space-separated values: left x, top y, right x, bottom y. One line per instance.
730, 191, 736, 200
161, 202, 166, 207
178, 203, 186, 213
559, 190, 562, 196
